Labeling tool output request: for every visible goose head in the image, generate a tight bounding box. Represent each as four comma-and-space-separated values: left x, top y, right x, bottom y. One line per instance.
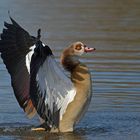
61, 41, 96, 71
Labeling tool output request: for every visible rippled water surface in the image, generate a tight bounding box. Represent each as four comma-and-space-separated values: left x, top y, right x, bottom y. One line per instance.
0, 0, 140, 140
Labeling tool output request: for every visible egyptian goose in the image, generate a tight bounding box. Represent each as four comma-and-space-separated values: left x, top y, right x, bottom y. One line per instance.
0, 17, 95, 132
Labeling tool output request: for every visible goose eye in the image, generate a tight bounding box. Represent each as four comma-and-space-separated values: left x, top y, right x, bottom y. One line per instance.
75, 44, 82, 50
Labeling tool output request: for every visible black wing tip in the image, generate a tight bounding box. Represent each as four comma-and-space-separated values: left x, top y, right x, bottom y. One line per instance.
8, 10, 13, 24
8, 10, 10, 17
7, 12, 41, 40
7, 11, 21, 28
37, 28, 41, 40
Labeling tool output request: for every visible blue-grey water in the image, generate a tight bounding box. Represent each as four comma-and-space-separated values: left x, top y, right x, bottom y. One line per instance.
0, 0, 140, 140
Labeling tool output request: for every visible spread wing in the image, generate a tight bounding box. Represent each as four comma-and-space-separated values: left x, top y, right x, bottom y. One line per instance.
0, 17, 38, 117
0, 17, 76, 128
30, 42, 76, 128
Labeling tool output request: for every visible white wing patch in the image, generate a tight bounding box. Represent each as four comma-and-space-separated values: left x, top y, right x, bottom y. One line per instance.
36, 56, 76, 120
25, 44, 46, 73
26, 45, 36, 73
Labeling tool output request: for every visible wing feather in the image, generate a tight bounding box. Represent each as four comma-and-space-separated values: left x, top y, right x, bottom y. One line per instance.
30, 44, 76, 128
0, 17, 37, 117
0, 17, 76, 129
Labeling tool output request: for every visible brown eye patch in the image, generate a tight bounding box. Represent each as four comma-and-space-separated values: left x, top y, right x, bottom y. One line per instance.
75, 44, 82, 50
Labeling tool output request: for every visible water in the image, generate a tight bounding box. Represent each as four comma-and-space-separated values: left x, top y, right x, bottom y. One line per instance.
0, 0, 140, 139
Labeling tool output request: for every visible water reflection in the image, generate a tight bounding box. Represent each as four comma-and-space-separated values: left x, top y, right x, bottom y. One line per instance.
0, 126, 111, 140
0, 127, 85, 140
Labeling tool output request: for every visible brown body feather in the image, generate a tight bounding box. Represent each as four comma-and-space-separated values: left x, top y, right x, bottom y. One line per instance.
58, 64, 92, 132
51, 45, 92, 132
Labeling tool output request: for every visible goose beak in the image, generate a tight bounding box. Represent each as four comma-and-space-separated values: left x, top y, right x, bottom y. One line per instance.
84, 46, 96, 53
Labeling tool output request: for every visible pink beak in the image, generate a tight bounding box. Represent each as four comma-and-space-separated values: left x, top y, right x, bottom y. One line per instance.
84, 46, 96, 53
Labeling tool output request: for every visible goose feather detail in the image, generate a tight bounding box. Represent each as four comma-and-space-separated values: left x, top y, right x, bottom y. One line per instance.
0, 17, 76, 128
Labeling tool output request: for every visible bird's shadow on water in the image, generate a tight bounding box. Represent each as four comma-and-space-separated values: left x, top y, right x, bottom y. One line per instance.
0, 124, 110, 140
